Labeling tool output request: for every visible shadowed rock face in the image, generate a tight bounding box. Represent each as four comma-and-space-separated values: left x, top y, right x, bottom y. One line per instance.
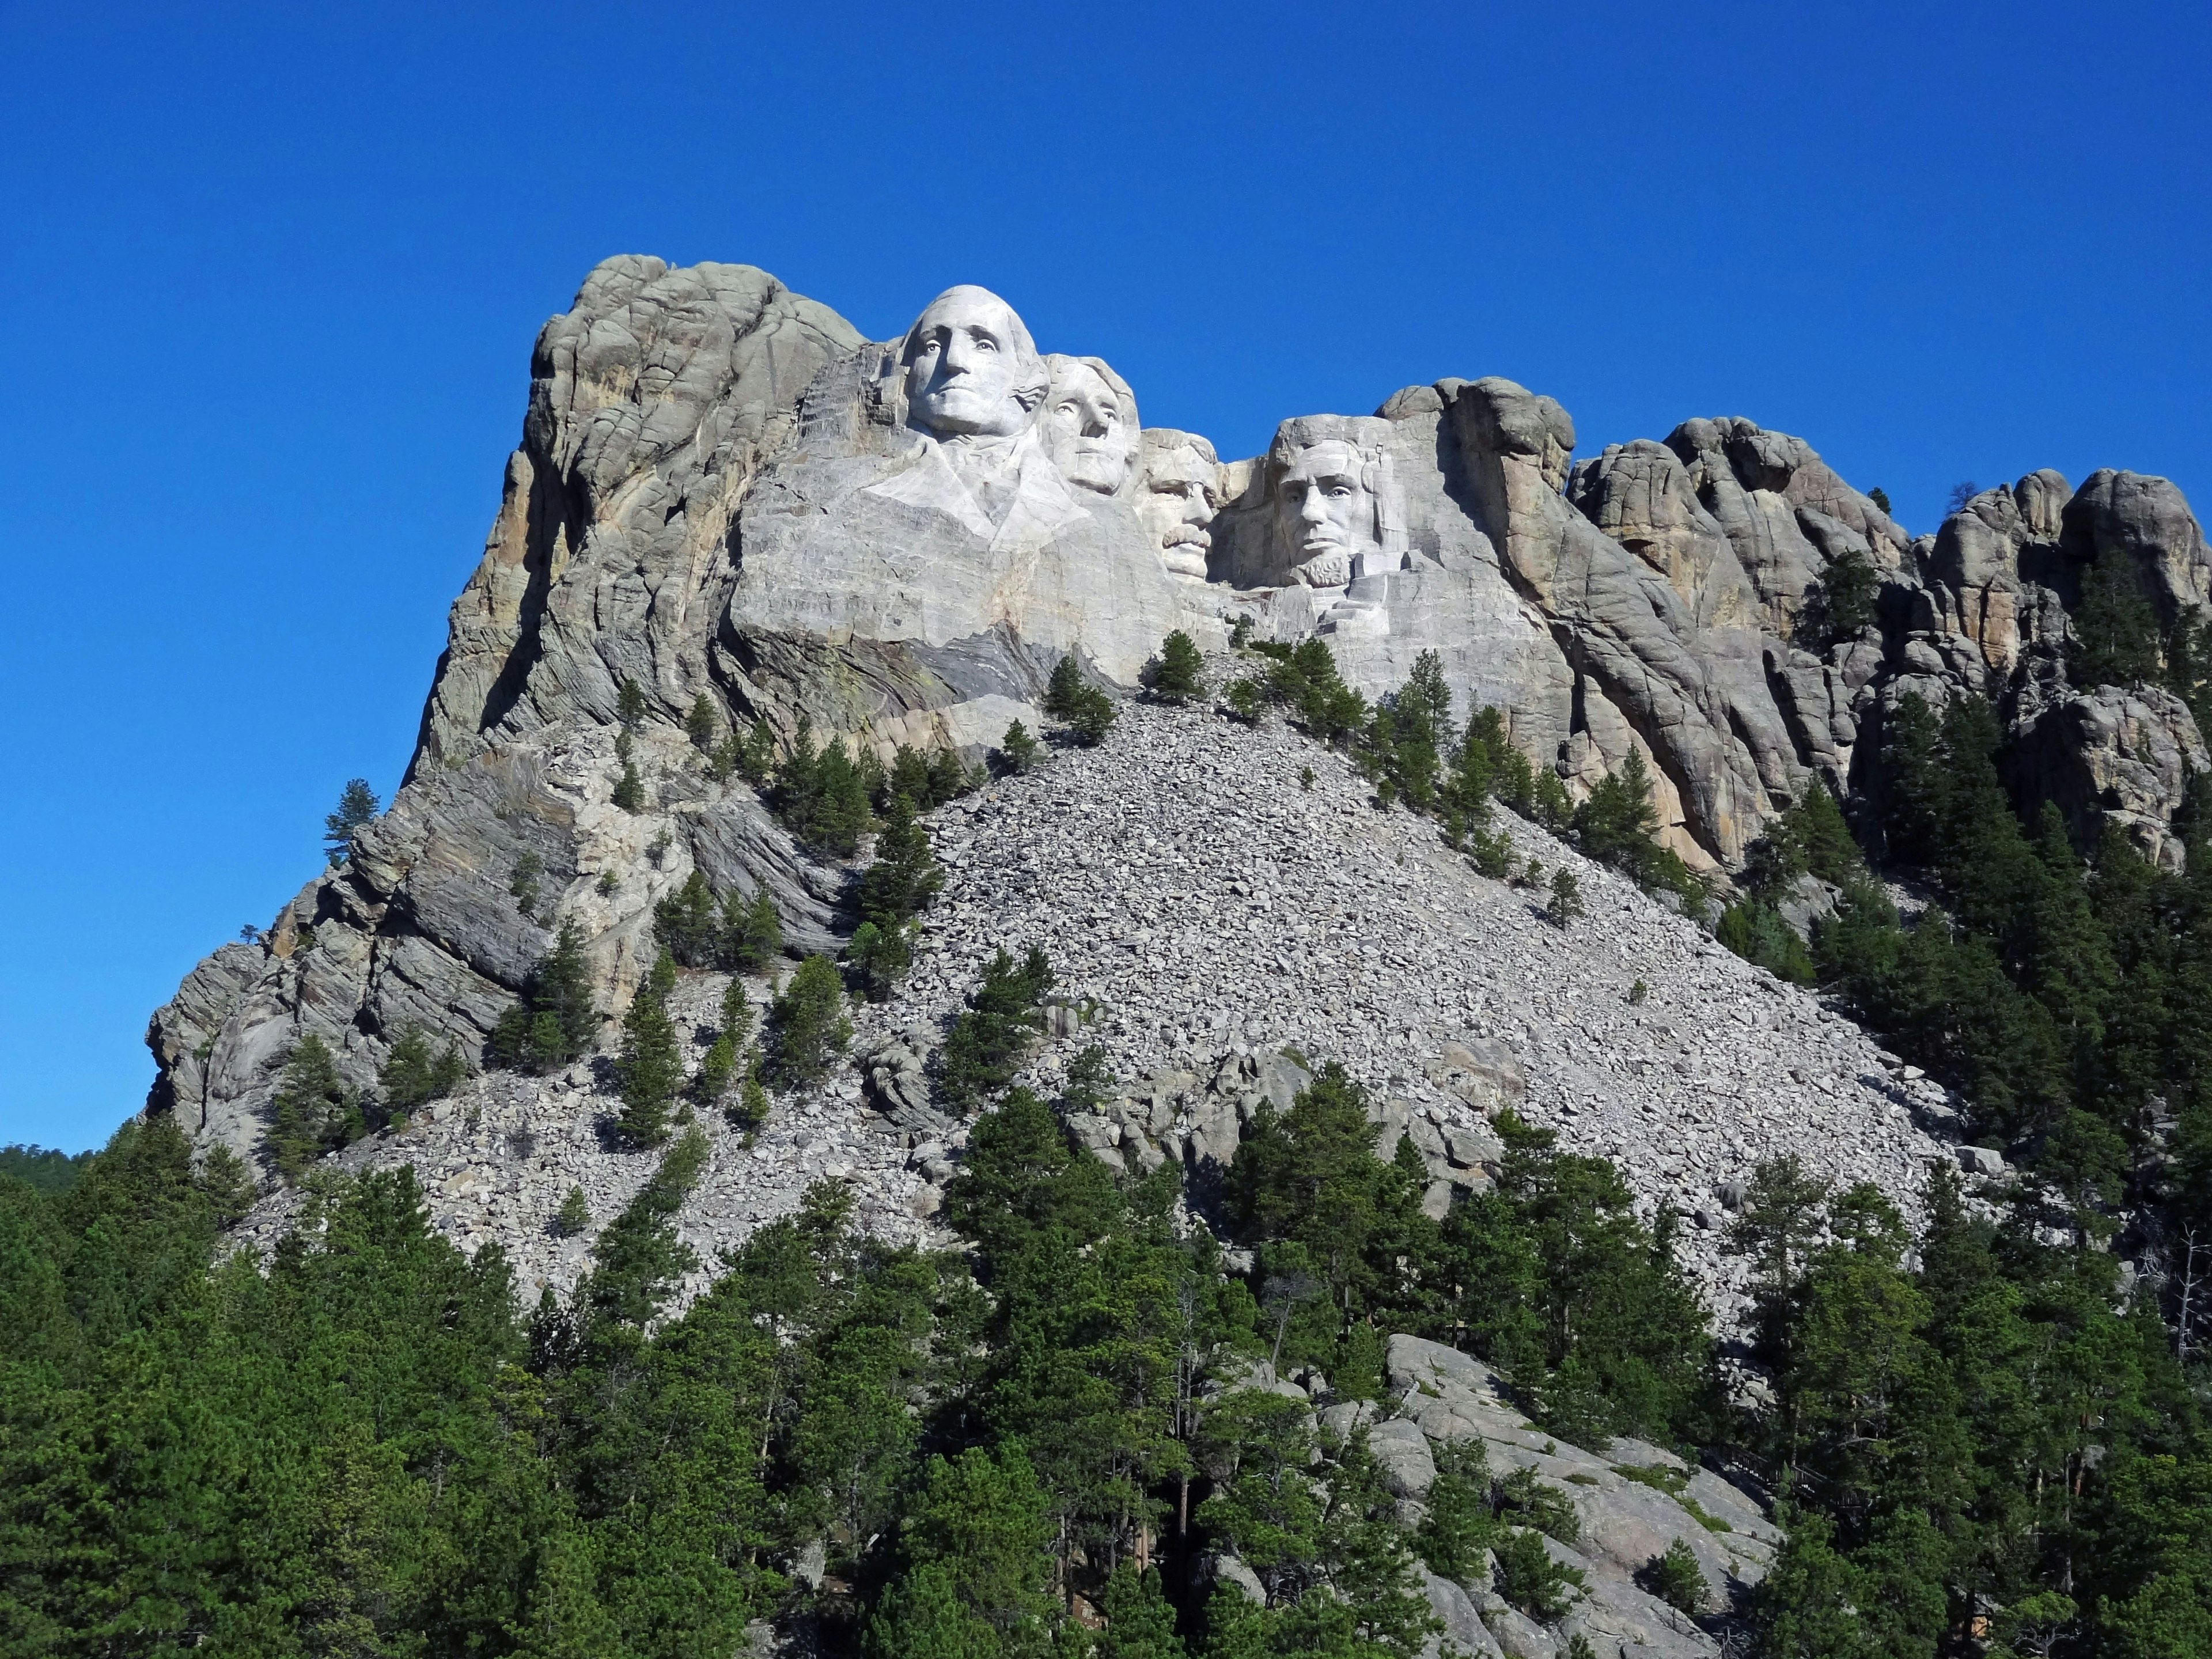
146, 255, 2212, 1168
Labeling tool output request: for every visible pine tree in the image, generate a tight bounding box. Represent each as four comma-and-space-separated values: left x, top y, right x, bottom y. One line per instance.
684, 693, 719, 753
734, 1047, 770, 1134
610, 726, 645, 810
268, 1033, 351, 1181
653, 870, 721, 967
777, 730, 872, 856
1145, 630, 1206, 703
720, 887, 782, 972
616, 951, 683, 1147
938, 947, 1055, 1110
1798, 547, 1879, 647
697, 975, 755, 1108
615, 677, 647, 728
1043, 654, 1088, 721
378, 1028, 465, 1115
2074, 552, 2162, 687
925, 745, 974, 803
1096, 1566, 1185, 1659
1547, 867, 1584, 926
717, 718, 778, 786
997, 720, 1040, 773
1415, 1439, 1498, 1579
771, 955, 851, 1088
509, 850, 543, 916
858, 794, 943, 929
323, 778, 381, 867
551, 1187, 591, 1238
846, 923, 911, 1003
491, 924, 599, 1073
1637, 1538, 1709, 1614
1878, 691, 1943, 866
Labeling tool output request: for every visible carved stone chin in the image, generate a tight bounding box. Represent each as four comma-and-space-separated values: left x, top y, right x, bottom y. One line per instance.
1042, 355, 1141, 497
1136, 429, 1222, 581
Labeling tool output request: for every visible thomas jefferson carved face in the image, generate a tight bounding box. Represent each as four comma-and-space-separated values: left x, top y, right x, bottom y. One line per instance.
1276, 438, 1378, 586
1136, 431, 1221, 579
1041, 357, 1137, 495
900, 286, 1048, 440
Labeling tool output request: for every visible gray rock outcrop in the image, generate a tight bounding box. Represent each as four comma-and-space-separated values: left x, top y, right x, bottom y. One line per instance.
142, 253, 2212, 1188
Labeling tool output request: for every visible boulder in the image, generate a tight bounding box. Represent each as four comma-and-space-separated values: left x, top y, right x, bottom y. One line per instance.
1368, 1416, 1440, 1499
1419, 1568, 1505, 1659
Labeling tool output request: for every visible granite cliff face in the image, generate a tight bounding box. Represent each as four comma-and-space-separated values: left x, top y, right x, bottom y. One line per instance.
148, 256, 2212, 1179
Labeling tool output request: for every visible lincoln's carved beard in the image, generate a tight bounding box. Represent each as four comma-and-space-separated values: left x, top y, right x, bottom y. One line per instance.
1042, 362, 1132, 495
900, 287, 1046, 443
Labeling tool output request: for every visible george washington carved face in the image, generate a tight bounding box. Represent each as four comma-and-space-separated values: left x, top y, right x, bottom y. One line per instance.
899, 286, 1050, 441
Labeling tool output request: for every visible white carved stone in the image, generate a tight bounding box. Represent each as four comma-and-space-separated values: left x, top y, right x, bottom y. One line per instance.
1259, 414, 1410, 590
1135, 428, 1224, 580
1041, 355, 1141, 498
729, 286, 1221, 714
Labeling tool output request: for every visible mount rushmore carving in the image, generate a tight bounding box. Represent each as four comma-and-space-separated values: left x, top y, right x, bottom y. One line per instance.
146, 256, 2212, 1163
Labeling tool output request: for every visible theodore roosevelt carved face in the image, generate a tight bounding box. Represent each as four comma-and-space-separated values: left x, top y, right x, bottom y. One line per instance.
1041, 355, 1139, 495
899, 286, 1050, 441
1135, 430, 1222, 579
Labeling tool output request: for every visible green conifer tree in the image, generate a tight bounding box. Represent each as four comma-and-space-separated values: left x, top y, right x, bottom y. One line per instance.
323, 778, 381, 866
1547, 867, 1584, 926
378, 1028, 466, 1115
615, 677, 647, 728
653, 870, 721, 967
610, 751, 645, 813
771, 955, 851, 1088
1043, 654, 1088, 721
1145, 630, 1206, 703
491, 924, 599, 1073
997, 720, 1040, 773
684, 693, 719, 752
859, 794, 943, 928
616, 951, 683, 1147
719, 887, 782, 972
268, 1033, 351, 1181
925, 745, 974, 804
937, 947, 1055, 1110
551, 1187, 591, 1238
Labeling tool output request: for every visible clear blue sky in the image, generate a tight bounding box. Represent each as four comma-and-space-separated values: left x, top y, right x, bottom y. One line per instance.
3, 1, 2208, 1152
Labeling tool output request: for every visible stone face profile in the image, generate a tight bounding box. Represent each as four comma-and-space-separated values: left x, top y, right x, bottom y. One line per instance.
1135, 429, 1222, 579
1040, 355, 1140, 497
1261, 415, 1407, 589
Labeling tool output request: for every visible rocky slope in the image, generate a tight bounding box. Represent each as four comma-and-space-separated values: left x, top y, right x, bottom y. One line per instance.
148, 251, 2200, 1230
227, 693, 1963, 1340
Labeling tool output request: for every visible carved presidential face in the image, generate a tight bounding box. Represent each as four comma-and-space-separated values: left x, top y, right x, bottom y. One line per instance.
901, 286, 1045, 440
1277, 438, 1378, 583
1137, 434, 1221, 579
1041, 359, 1136, 495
